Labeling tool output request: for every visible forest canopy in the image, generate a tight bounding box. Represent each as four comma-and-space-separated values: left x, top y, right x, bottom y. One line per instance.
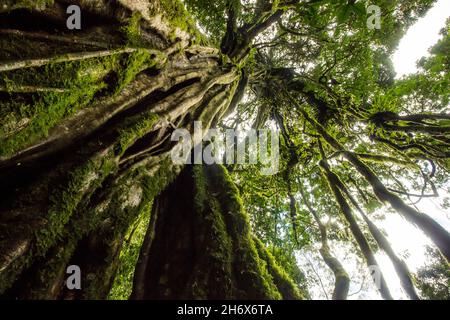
0, 0, 448, 300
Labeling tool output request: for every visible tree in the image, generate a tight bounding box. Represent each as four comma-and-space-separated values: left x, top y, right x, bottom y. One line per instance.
0, 0, 448, 300
415, 246, 450, 300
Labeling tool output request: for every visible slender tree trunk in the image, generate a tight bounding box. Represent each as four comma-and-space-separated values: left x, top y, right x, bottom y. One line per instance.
298, 184, 350, 300
285, 91, 450, 263
360, 212, 420, 300
337, 180, 420, 300
318, 149, 393, 300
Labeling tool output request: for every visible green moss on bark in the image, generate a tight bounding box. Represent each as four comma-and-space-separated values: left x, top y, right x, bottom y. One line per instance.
0, 47, 163, 158
150, 0, 208, 44
0, 155, 179, 298
115, 113, 159, 156
253, 237, 304, 300
135, 164, 304, 300
80, 159, 179, 299
36, 150, 117, 255
0, 0, 54, 12
204, 165, 282, 299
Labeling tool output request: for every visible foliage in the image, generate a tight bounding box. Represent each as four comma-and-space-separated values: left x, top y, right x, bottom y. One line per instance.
415, 246, 450, 300
108, 202, 152, 300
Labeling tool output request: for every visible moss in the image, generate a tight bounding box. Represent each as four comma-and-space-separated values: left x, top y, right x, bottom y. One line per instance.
1, 155, 178, 297
253, 237, 304, 300
35, 150, 117, 256
158, 0, 192, 34
108, 201, 152, 300
0, 0, 53, 12
115, 113, 159, 156
116, 164, 301, 300
57, 160, 175, 299
76, 157, 179, 299
212, 165, 282, 298
121, 12, 143, 46
0, 2, 176, 160
187, 166, 234, 298
193, 165, 290, 299
0, 150, 117, 295
1, 134, 114, 294
0, 57, 116, 157
0, 46, 166, 158
115, 49, 157, 94
83, 159, 178, 299
151, 0, 208, 44
0, 84, 104, 157
141, 159, 180, 200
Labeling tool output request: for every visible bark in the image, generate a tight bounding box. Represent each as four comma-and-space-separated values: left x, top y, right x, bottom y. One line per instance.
130, 164, 304, 300
0, 48, 138, 72
298, 183, 350, 300
0, 0, 232, 297
370, 111, 450, 134
318, 150, 393, 300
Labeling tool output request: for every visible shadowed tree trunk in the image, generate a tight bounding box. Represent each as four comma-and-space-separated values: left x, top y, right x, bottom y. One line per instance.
131, 164, 303, 300
335, 178, 420, 300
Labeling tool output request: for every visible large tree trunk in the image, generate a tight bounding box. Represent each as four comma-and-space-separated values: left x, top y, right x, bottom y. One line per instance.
131, 164, 303, 300
0, 0, 236, 297
0, 0, 300, 299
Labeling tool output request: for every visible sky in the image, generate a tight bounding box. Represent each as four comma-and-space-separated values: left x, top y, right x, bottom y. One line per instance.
298, 1, 450, 300
392, 0, 450, 78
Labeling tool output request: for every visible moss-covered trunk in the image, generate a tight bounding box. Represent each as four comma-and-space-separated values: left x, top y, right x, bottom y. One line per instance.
131, 164, 304, 300
0, 0, 298, 299
0, 0, 239, 298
